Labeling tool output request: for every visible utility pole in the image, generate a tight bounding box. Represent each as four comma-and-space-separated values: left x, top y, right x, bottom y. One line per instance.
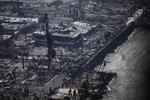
79, 0, 84, 19
44, 14, 55, 71
134, 0, 137, 8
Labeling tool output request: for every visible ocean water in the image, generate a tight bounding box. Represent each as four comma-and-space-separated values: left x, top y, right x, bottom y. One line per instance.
102, 28, 150, 100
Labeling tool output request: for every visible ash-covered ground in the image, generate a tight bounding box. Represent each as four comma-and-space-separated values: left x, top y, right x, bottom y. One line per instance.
102, 28, 150, 100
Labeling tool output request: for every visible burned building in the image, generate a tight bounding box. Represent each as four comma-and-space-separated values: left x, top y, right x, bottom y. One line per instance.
52, 31, 83, 47
0, 0, 23, 16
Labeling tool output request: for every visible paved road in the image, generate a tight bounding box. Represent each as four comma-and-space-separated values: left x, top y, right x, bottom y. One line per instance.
42, 73, 67, 93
